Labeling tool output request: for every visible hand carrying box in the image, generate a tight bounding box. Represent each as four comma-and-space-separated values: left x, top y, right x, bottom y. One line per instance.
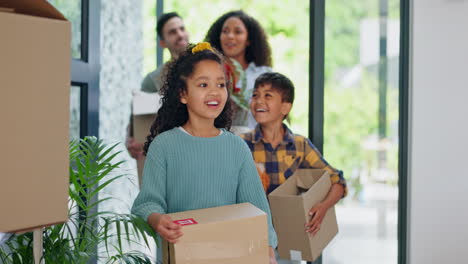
162, 203, 269, 264
268, 169, 338, 262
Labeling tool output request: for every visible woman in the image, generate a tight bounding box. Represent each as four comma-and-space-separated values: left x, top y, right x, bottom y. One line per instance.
206, 10, 272, 129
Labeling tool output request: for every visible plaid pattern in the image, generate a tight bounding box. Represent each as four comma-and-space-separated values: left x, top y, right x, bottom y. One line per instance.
241, 124, 347, 195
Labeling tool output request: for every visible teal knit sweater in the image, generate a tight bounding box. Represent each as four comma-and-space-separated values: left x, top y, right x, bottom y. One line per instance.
131, 127, 278, 248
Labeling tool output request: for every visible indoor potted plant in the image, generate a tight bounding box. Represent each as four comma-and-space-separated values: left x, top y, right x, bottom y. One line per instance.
0, 137, 157, 263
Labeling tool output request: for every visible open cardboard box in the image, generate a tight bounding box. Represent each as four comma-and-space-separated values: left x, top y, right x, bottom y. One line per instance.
162, 203, 269, 264
0, 0, 70, 232
268, 169, 338, 262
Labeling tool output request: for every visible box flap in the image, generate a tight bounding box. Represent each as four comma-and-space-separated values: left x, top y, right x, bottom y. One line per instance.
295, 169, 324, 189
168, 203, 265, 226
302, 170, 331, 207
0, 0, 66, 20
269, 175, 300, 197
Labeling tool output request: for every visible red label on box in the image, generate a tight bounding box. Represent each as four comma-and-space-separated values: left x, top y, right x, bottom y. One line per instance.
173, 218, 198, 226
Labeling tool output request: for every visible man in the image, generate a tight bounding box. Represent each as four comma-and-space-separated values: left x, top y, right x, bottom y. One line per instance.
141, 12, 189, 93
127, 13, 189, 176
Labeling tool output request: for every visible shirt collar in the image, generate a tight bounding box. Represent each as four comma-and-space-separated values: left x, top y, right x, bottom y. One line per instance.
252, 123, 295, 145
245, 62, 260, 73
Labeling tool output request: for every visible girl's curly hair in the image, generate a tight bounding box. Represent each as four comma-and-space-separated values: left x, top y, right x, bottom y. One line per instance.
205, 10, 272, 67
143, 44, 233, 154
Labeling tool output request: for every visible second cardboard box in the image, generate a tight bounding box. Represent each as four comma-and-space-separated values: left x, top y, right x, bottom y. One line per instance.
268, 169, 338, 262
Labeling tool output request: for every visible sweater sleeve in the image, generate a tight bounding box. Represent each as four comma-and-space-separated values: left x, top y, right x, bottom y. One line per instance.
131, 138, 167, 221
236, 145, 278, 248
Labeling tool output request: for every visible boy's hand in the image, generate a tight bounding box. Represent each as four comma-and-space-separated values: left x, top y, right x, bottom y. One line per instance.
268, 246, 278, 264
305, 202, 328, 236
149, 213, 183, 243
126, 137, 144, 159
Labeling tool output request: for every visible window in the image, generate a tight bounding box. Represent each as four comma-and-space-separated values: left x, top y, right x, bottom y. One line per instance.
321, 1, 401, 263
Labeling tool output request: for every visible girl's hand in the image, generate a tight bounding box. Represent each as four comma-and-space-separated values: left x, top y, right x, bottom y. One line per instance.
305, 202, 328, 236
148, 213, 183, 243
268, 246, 278, 264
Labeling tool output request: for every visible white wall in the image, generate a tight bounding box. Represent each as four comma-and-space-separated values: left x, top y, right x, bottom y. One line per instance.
409, 0, 468, 263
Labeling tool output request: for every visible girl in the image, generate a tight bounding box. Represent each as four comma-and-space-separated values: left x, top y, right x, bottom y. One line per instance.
205, 10, 272, 129
131, 43, 278, 263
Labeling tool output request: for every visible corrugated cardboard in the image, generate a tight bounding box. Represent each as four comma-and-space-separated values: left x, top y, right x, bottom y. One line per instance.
131, 92, 160, 185
268, 169, 338, 262
162, 203, 269, 264
0, 0, 70, 232
131, 91, 160, 143
132, 115, 156, 144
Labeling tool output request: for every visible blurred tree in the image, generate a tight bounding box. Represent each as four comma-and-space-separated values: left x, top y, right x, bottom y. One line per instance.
142, 0, 401, 198
323, 0, 400, 198
144, 0, 310, 133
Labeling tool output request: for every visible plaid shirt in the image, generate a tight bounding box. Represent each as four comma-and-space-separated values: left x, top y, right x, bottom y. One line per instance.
241, 124, 347, 195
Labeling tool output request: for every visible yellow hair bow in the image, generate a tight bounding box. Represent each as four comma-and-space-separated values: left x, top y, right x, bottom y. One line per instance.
191, 42, 213, 54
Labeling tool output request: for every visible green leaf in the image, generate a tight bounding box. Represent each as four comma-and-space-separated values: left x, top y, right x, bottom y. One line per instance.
0, 136, 156, 262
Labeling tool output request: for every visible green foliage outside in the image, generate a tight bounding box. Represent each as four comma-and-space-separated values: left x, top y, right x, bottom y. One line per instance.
143, 0, 401, 199
143, 0, 310, 135
323, 1, 400, 199
324, 72, 399, 198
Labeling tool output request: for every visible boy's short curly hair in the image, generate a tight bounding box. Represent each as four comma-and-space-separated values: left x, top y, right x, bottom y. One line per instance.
143, 44, 233, 154
254, 72, 295, 104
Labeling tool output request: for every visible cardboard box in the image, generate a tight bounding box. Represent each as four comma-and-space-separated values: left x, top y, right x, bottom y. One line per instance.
0, 0, 70, 232
268, 169, 338, 262
130, 92, 161, 185
162, 203, 269, 264
131, 91, 161, 143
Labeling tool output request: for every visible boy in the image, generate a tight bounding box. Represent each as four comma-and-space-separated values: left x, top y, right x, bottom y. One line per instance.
241, 72, 347, 263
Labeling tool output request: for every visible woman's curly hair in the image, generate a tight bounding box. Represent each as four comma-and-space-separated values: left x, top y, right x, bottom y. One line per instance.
205, 10, 272, 67
143, 44, 233, 154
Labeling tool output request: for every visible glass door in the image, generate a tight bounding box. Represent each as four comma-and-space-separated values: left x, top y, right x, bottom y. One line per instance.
321, 1, 400, 263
